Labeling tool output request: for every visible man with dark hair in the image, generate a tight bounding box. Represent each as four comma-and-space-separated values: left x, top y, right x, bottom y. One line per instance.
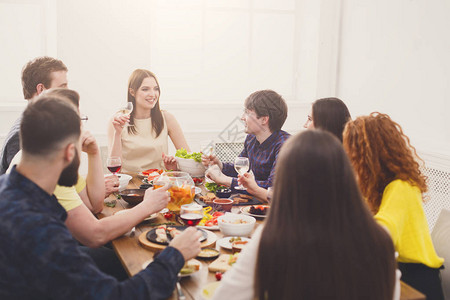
0, 56, 68, 174
0, 97, 201, 299
203, 89, 290, 191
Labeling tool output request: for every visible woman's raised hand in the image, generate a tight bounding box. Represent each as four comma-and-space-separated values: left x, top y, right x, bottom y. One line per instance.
111, 114, 130, 133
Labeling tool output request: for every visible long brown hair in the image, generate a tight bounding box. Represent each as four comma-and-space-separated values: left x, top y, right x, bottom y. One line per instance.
255, 130, 396, 300
126, 69, 164, 137
312, 97, 351, 142
343, 112, 427, 213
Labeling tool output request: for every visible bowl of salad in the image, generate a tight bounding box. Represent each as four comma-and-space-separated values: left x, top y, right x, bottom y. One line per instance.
175, 148, 206, 177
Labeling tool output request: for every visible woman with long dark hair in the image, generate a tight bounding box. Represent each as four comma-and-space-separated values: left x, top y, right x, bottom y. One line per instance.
304, 97, 351, 142
108, 69, 190, 172
343, 112, 444, 300
213, 130, 398, 300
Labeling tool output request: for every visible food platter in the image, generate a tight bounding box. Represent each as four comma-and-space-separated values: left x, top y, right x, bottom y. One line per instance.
240, 205, 269, 218
142, 258, 203, 277
216, 236, 251, 250
146, 226, 207, 245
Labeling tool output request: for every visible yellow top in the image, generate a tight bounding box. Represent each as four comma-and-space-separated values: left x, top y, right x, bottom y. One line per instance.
121, 114, 168, 173
53, 176, 86, 212
7, 150, 86, 212
375, 179, 444, 268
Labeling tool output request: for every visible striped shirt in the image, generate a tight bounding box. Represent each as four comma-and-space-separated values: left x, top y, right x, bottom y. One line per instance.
222, 130, 290, 190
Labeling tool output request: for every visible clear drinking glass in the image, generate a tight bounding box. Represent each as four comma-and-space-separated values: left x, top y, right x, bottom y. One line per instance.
180, 203, 203, 226
234, 157, 249, 190
119, 102, 133, 116
153, 171, 195, 213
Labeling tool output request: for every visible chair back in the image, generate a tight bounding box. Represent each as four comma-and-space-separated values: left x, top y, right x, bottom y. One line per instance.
214, 142, 244, 163
431, 208, 450, 299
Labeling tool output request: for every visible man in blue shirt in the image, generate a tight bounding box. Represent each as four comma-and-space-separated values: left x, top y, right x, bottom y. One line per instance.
203, 90, 290, 191
0, 96, 201, 300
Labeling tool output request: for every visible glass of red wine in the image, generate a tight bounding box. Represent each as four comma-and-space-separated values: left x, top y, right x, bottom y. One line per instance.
180, 203, 203, 226
107, 156, 122, 175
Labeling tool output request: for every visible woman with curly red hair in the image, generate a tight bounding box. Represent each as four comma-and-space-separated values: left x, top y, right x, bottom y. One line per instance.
343, 112, 444, 300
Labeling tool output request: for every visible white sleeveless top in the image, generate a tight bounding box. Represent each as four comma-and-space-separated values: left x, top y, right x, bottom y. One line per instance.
121, 113, 168, 172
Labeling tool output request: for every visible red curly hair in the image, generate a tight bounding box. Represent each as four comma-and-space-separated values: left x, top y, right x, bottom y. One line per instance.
342, 112, 427, 213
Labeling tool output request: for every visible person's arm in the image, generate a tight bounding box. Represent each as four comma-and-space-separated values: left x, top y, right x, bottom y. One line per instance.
164, 111, 190, 151
238, 173, 269, 202
205, 165, 233, 187
212, 226, 263, 300
80, 131, 105, 214
104, 175, 120, 198
66, 185, 171, 248
107, 114, 129, 159
22, 220, 186, 300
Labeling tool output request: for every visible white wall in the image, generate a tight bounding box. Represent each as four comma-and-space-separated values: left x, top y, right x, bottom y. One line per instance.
53, 0, 318, 157
3, 0, 450, 172
336, 0, 450, 169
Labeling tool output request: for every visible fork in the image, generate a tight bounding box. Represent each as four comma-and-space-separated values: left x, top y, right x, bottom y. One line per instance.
177, 276, 185, 300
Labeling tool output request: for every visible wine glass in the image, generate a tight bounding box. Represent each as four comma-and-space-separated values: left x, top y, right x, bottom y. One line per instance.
107, 156, 122, 175
119, 102, 133, 117
234, 157, 249, 190
180, 203, 203, 226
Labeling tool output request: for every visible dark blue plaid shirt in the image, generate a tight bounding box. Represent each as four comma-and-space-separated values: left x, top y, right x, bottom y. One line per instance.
0, 167, 184, 300
222, 130, 290, 190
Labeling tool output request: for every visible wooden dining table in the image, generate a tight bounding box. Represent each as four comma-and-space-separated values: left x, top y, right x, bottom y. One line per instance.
98, 175, 426, 300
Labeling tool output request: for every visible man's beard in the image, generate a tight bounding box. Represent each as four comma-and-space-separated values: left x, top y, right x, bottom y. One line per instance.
58, 149, 80, 187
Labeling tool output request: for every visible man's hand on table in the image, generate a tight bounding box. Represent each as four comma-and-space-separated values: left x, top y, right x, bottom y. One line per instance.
104, 175, 120, 198
169, 227, 202, 261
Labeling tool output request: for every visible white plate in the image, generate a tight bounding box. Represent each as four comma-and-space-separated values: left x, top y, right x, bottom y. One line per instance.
216, 237, 251, 250
142, 258, 203, 277
114, 209, 158, 221
197, 225, 220, 231
240, 205, 269, 218
195, 186, 201, 194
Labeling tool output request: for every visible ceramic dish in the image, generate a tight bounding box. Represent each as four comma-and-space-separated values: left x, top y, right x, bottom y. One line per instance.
196, 224, 220, 231
240, 205, 270, 218
196, 248, 220, 260
216, 236, 251, 250
146, 226, 207, 245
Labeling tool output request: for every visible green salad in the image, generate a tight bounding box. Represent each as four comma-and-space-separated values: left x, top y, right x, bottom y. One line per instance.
175, 148, 202, 163
205, 182, 227, 193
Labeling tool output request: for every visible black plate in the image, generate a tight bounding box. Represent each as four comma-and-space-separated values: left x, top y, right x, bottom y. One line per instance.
146, 226, 207, 245
229, 194, 262, 206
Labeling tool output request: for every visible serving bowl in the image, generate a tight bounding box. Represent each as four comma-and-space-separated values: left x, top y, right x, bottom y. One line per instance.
120, 189, 145, 205
217, 213, 256, 237
176, 157, 206, 177
213, 198, 233, 212
215, 187, 232, 198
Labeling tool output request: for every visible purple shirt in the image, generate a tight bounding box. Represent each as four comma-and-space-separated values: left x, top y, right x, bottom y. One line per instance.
222, 130, 290, 190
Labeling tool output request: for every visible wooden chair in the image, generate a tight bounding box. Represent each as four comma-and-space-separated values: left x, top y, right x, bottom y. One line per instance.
431, 208, 450, 299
